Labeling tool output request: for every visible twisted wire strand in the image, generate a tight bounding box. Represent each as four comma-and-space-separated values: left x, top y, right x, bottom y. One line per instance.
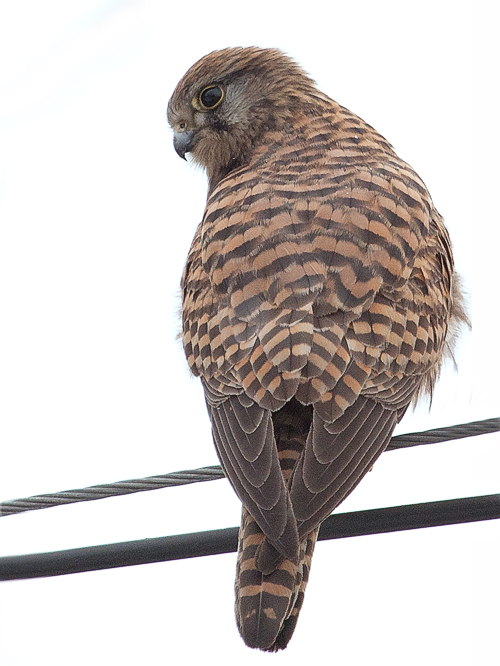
386, 417, 500, 448
0, 466, 225, 517
1, 417, 498, 517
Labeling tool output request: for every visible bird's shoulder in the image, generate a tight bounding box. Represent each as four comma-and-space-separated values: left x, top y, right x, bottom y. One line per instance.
197, 151, 437, 302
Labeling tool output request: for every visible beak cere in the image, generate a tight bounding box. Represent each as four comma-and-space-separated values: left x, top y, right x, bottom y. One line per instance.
173, 130, 196, 160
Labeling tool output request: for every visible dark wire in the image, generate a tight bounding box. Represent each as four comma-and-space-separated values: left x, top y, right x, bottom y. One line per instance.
1, 494, 499, 581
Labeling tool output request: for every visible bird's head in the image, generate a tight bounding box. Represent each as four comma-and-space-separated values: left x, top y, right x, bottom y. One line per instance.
167, 47, 319, 188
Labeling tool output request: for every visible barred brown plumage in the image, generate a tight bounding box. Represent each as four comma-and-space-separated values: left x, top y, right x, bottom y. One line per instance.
167, 47, 468, 651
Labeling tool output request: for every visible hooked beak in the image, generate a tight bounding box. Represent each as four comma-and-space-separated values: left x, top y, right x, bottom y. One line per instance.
173, 130, 196, 160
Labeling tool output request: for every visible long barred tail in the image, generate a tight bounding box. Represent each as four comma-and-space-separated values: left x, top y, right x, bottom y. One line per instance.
235, 509, 319, 651
235, 399, 317, 651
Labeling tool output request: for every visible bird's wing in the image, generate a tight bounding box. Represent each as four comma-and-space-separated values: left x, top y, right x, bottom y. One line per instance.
204, 388, 300, 562
290, 396, 399, 539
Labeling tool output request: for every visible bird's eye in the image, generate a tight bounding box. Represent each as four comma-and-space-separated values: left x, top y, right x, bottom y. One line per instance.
198, 85, 224, 110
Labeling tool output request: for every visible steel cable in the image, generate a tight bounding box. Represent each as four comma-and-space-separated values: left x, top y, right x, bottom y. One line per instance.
1, 417, 498, 517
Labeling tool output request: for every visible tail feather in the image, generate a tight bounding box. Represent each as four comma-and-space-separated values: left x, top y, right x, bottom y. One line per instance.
235, 399, 316, 651
272, 525, 319, 651
235, 509, 319, 651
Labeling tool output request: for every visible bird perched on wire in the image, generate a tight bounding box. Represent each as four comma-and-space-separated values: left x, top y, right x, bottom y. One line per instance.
167, 47, 467, 651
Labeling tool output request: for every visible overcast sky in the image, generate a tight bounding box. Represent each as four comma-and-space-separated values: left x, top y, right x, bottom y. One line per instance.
0, 1, 498, 664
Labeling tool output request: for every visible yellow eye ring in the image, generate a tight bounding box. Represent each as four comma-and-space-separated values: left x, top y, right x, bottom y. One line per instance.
194, 85, 224, 111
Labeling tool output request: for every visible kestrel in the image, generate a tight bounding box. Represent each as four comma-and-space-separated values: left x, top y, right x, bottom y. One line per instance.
167, 47, 467, 651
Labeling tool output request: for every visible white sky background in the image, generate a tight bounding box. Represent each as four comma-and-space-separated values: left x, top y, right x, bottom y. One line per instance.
0, 0, 498, 663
